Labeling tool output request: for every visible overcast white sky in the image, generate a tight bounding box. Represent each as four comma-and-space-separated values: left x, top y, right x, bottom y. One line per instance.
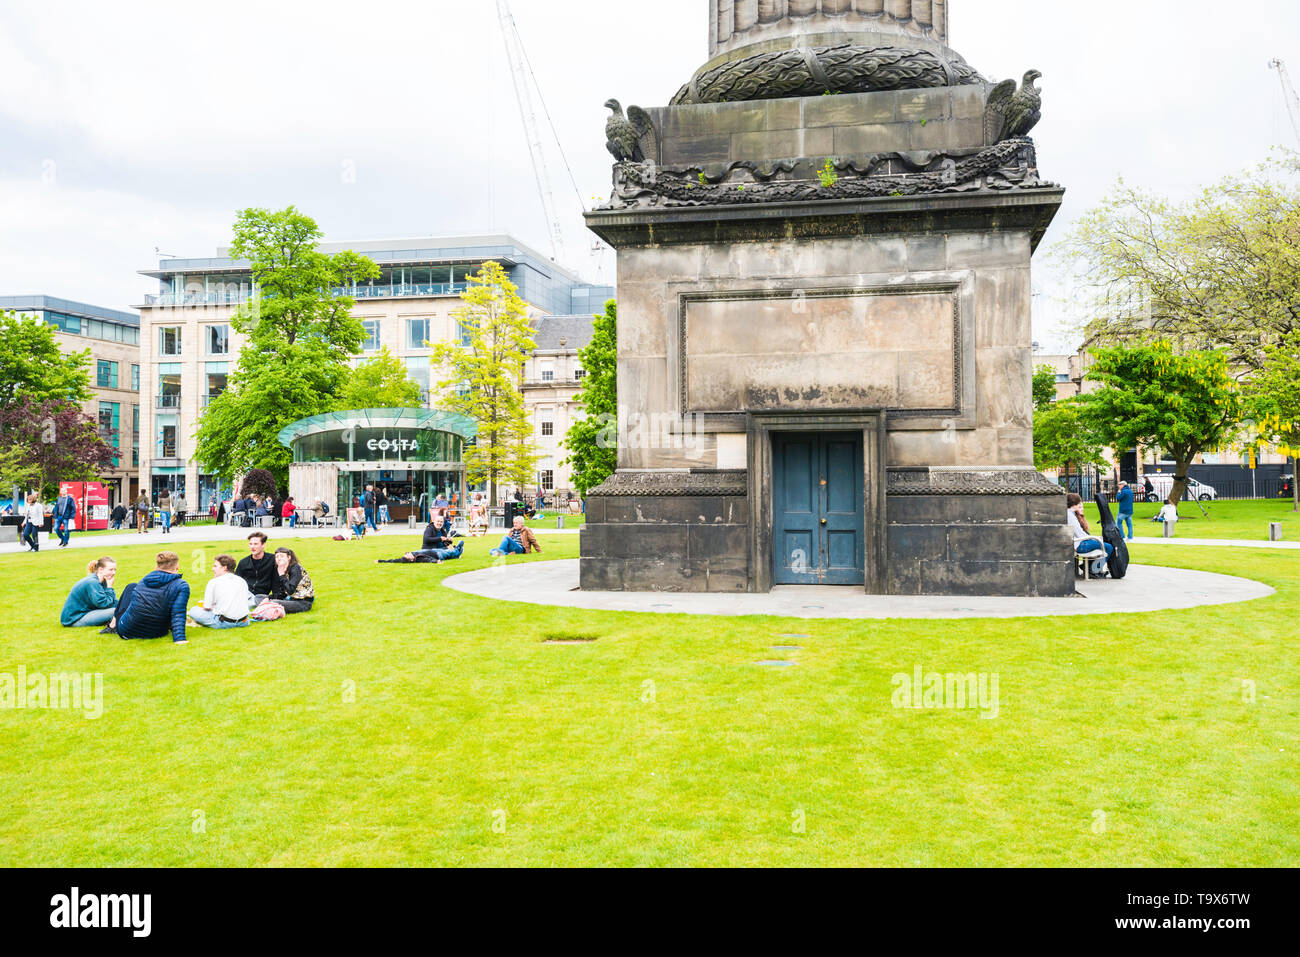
2, 0, 1298, 349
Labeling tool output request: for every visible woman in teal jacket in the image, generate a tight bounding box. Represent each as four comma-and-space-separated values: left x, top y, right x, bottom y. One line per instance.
60, 557, 118, 627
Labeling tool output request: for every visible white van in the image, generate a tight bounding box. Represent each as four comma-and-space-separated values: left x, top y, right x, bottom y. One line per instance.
1142, 474, 1218, 502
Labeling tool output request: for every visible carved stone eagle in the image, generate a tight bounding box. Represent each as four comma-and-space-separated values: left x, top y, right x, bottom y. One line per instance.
604, 99, 657, 163
985, 70, 1043, 143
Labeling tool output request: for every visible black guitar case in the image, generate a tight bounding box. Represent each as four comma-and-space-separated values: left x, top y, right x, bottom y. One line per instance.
1094, 493, 1130, 579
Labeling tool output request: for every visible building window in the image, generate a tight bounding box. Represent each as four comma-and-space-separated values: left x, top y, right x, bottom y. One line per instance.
405, 357, 430, 403
157, 420, 179, 458
541, 421, 554, 436
98, 402, 120, 463
574, 368, 587, 380
158, 363, 182, 408
541, 470, 554, 491
541, 369, 554, 382
458, 321, 473, 347
205, 324, 230, 355
131, 364, 140, 392
204, 362, 229, 406
407, 318, 430, 350
96, 360, 118, 389
159, 327, 182, 356
132, 405, 140, 468
361, 320, 381, 351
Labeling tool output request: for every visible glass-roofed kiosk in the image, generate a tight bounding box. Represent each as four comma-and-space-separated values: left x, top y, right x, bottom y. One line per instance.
278, 408, 477, 521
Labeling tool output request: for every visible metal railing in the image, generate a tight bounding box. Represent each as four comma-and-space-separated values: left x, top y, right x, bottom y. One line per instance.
144, 282, 471, 307
156, 393, 181, 409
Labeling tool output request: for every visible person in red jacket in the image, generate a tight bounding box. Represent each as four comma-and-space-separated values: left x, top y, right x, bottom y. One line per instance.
281, 497, 297, 528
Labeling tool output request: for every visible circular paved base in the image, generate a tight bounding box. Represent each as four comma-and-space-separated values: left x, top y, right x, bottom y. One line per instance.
443, 560, 1274, 620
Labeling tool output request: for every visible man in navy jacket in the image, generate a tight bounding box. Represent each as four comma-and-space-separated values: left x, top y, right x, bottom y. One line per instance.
108, 552, 191, 645
53, 490, 77, 548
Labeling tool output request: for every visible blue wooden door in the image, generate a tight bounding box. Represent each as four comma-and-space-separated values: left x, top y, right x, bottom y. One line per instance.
773, 433, 864, 585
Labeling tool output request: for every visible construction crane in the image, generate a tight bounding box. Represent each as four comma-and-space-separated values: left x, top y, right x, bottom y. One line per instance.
497, 0, 585, 264
1269, 59, 1300, 147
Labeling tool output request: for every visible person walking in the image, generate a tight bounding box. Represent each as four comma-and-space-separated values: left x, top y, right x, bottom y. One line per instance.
21, 492, 44, 552
53, 488, 76, 548
110, 502, 127, 530
60, 557, 118, 628
173, 492, 187, 527
1116, 481, 1135, 542
363, 484, 379, 533
135, 494, 150, 534
158, 489, 173, 534
376, 486, 390, 525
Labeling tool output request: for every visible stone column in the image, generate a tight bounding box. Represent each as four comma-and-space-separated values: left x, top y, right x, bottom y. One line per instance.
709, 0, 952, 57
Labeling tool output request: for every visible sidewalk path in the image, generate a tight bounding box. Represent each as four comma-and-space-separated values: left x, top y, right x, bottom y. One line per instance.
1129, 536, 1299, 550
0, 523, 584, 555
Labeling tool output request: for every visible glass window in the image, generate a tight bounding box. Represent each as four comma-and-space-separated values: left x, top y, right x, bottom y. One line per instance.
405, 357, 430, 402
159, 327, 182, 356
98, 401, 120, 449
158, 362, 182, 408
541, 470, 554, 491
131, 364, 140, 392
574, 368, 586, 380
458, 321, 473, 347
540, 360, 554, 382
132, 405, 140, 468
361, 320, 381, 351
407, 318, 430, 350
205, 362, 229, 403
205, 324, 230, 355
541, 421, 554, 436
157, 420, 179, 458
96, 360, 118, 389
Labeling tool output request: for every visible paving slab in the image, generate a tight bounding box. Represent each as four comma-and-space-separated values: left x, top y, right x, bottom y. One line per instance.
443, 560, 1275, 620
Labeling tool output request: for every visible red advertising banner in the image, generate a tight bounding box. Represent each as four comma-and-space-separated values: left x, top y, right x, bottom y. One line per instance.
57, 481, 110, 531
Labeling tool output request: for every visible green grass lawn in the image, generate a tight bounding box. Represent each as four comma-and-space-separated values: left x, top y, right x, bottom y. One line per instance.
1085, 498, 1299, 541
1, 532, 1296, 866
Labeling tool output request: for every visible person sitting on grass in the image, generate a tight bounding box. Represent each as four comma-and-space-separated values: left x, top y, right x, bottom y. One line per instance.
236, 531, 278, 606
1066, 492, 1112, 578
375, 540, 465, 564
189, 555, 253, 630
489, 515, 542, 557
269, 547, 315, 614
104, 551, 191, 645
61, 557, 118, 628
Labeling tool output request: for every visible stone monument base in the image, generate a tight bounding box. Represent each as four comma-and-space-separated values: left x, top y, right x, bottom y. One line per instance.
580, 467, 1074, 598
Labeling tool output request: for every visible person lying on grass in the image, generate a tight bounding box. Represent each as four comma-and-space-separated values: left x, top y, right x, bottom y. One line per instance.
375, 540, 465, 564
103, 551, 191, 645
489, 515, 542, 557
189, 554, 253, 630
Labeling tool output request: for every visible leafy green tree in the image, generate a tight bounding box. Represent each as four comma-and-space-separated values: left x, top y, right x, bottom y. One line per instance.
1032, 364, 1058, 411
562, 300, 618, 497
1033, 400, 1107, 489
1247, 329, 1300, 511
335, 347, 423, 411
1057, 153, 1300, 373
195, 207, 381, 489
0, 397, 117, 498
0, 310, 92, 408
430, 262, 537, 505
1079, 343, 1243, 504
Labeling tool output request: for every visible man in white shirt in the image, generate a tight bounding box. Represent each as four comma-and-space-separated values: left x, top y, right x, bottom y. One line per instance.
188, 555, 253, 629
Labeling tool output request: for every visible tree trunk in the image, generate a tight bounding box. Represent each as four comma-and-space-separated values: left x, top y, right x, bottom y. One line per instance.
1292, 454, 1298, 513
1170, 459, 1191, 505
